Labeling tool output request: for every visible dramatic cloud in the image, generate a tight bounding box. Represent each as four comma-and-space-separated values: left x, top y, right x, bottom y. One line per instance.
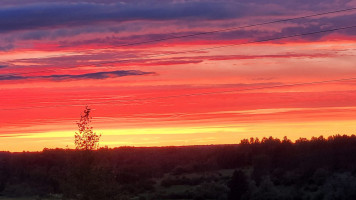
1, 0, 356, 151
0, 70, 155, 81
0, 2, 249, 33
52, 13, 356, 49
9, 52, 334, 70
1, 0, 355, 50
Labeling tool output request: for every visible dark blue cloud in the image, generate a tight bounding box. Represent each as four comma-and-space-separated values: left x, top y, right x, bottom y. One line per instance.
0, 0, 354, 44
0, 2, 249, 33
52, 10, 356, 48
0, 70, 155, 81
0, 0, 352, 7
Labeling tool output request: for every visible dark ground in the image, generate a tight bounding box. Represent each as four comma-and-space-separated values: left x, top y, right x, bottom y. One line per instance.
1, 134, 356, 200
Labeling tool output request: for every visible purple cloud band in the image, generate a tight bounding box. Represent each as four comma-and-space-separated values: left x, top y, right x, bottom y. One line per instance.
0, 2, 249, 33
3, 0, 351, 33
0, 0, 354, 52
0, 70, 155, 81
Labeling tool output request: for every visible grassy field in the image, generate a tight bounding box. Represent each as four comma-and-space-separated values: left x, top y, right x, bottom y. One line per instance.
137, 169, 235, 200
0, 169, 235, 200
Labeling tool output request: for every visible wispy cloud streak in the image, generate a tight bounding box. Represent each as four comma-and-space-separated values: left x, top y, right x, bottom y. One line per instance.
0, 70, 155, 81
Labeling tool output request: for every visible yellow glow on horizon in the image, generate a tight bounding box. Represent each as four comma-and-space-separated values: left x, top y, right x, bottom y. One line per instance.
2, 120, 356, 152
14, 125, 247, 138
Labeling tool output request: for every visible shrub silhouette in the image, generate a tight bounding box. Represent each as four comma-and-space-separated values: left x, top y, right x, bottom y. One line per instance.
228, 170, 249, 200
75, 106, 101, 150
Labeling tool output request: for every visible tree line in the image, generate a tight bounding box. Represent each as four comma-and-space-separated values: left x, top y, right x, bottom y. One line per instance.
1, 134, 356, 199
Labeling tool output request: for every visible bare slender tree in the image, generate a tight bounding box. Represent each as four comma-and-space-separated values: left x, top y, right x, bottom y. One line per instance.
75, 106, 101, 150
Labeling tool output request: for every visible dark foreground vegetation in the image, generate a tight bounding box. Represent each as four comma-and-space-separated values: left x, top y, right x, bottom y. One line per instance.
2, 135, 356, 200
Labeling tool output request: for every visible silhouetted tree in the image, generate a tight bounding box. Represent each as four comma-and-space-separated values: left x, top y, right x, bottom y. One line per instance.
75, 106, 101, 150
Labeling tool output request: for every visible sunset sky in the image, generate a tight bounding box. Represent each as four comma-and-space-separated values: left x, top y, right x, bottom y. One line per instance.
1, 0, 356, 151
